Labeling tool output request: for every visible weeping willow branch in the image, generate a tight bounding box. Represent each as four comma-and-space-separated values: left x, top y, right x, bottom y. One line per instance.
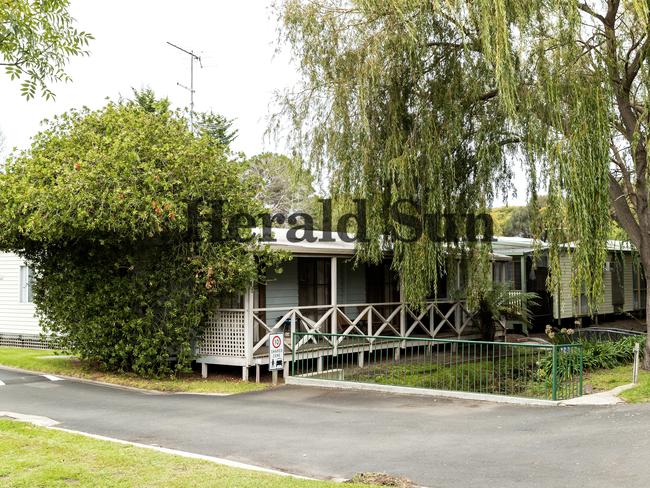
274, 0, 648, 318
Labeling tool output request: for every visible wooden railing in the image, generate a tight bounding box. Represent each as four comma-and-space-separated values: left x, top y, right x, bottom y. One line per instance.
250, 300, 479, 357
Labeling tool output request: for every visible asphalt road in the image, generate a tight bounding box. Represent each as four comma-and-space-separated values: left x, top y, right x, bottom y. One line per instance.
1, 366, 649, 487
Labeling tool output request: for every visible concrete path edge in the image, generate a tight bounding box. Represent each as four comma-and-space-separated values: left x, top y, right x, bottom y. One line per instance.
286, 376, 637, 406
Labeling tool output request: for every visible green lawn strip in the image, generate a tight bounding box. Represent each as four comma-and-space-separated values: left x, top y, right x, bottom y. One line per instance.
348, 360, 650, 403
0, 347, 267, 394
0, 419, 374, 488
586, 365, 650, 403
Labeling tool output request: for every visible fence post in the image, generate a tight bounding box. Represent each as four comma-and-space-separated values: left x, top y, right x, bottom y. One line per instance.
579, 345, 583, 396
368, 307, 373, 353
331, 257, 338, 356
633, 342, 640, 385
551, 345, 558, 401
399, 283, 407, 349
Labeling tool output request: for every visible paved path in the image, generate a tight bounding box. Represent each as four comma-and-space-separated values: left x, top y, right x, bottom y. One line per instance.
1, 367, 649, 487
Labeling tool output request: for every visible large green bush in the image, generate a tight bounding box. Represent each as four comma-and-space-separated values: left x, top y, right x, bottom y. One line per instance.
0, 95, 284, 376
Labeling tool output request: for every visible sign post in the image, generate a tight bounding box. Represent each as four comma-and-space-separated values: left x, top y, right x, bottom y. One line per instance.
269, 332, 284, 385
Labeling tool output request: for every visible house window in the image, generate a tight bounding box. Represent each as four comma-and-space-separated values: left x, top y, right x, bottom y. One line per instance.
633, 261, 647, 310
511, 257, 522, 290
20, 266, 33, 304
366, 261, 399, 303
298, 258, 331, 307
492, 261, 507, 284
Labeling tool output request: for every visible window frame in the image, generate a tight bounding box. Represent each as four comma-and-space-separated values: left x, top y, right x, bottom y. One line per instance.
19, 265, 33, 304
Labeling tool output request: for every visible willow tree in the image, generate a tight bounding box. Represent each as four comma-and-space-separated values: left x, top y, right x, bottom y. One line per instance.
276, 0, 650, 366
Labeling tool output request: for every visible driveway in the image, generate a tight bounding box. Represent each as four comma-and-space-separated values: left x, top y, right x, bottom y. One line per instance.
1, 367, 649, 487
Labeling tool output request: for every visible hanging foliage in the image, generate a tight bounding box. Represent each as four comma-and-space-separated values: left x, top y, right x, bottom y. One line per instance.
276, 0, 649, 364
275, 0, 517, 303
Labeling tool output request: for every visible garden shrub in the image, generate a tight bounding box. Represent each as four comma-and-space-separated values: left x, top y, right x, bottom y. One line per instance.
539, 335, 646, 380
0, 95, 285, 376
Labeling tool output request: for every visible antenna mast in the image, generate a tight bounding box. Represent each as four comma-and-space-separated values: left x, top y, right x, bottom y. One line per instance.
167, 41, 202, 132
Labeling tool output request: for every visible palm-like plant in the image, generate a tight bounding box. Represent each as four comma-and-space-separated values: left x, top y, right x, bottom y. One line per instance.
470, 285, 539, 341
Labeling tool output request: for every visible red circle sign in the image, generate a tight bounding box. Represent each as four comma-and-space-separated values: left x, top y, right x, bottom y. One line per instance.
272, 336, 282, 349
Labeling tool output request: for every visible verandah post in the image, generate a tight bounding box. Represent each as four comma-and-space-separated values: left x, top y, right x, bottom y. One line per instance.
242, 284, 254, 381
331, 256, 338, 356
399, 278, 406, 353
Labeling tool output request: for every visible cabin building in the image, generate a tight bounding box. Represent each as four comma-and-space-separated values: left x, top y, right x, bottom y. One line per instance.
0, 232, 644, 380
196, 229, 512, 380
491, 237, 645, 327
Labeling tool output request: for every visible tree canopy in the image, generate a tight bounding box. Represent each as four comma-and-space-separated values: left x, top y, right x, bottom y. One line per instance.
0, 94, 283, 375
276, 4, 647, 290
1, 0, 92, 99
276, 0, 524, 303
277, 0, 649, 364
247, 152, 320, 218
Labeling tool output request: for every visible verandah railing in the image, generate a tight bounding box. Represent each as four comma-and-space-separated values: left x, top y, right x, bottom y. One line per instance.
291, 332, 583, 401
252, 300, 479, 356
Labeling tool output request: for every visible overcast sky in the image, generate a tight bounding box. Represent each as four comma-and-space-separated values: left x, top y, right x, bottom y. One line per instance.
0, 0, 525, 206
0, 1, 296, 155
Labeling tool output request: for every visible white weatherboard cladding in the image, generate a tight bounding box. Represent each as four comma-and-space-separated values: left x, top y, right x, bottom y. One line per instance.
0, 253, 40, 336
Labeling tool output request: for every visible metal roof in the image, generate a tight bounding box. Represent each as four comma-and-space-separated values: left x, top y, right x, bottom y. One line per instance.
490, 236, 635, 255
254, 228, 511, 260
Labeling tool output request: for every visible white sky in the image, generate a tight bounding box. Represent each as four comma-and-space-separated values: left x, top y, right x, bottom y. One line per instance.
0, 0, 526, 206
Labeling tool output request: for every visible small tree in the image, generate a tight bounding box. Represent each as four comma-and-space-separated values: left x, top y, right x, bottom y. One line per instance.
248, 152, 320, 217
0, 95, 284, 376
1, 0, 92, 99
472, 285, 539, 341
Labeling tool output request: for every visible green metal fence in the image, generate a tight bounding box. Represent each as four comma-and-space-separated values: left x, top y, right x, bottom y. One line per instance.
291, 332, 583, 401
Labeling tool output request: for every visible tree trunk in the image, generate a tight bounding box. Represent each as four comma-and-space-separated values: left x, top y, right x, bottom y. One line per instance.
645, 275, 650, 370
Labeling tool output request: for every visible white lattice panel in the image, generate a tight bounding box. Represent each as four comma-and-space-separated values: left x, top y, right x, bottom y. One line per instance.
198, 311, 246, 357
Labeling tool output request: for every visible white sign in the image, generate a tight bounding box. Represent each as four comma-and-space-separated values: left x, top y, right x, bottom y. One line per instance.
269, 333, 284, 371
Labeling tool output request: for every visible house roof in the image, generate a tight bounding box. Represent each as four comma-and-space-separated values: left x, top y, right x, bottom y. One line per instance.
491, 236, 545, 256
490, 236, 636, 255
254, 228, 512, 260
256, 227, 357, 256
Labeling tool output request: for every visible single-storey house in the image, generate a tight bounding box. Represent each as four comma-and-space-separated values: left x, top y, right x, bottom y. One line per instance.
1, 231, 644, 380
196, 228, 513, 379
491, 236, 645, 326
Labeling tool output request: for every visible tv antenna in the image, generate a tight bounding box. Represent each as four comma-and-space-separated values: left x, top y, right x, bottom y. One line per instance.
167, 41, 202, 131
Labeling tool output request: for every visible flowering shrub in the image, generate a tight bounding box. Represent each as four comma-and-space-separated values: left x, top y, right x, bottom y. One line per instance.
0, 96, 286, 376
545, 324, 575, 344
538, 334, 645, 380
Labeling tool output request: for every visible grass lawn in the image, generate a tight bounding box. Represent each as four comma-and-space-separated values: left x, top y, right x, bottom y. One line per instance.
586, 365, 650, 403
0, 347, 267, 395
0, 419, 376, 488
337, 354, 565, 400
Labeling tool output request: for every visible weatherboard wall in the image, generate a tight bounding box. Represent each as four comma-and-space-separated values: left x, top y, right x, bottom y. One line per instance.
0, 253, 41, 336
553, 251, 640, 319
